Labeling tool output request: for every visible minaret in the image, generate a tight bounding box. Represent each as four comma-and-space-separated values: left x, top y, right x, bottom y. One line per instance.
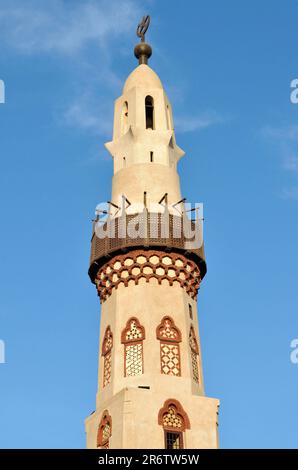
85, 16, 219, 449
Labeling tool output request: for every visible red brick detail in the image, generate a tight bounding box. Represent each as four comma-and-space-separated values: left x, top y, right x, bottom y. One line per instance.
102, 326, 113, 356
189, 325, 199, 354
121, 318, 145, 377
95, 250, 201, 303
121, 317, 145, 344
157, 316, 182, 376
189, 325, 200, 384
156, 316, 182, 343
97, 410, 112, 448
102, 326, 113, 388
158, 399, 190, 432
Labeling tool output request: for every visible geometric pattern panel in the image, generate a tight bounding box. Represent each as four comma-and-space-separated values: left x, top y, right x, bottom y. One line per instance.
121, 317, 145, 377
125, 343, 143, 377
97, 410, 112, 449
103, 351, 112, 387
191, 350, 199, 384
160, 320, 177, 339
158, 399, 191, 433
102, 326, 113, 388
163, 405, 184, 429
95, 249, 201, 303
101, 423, 111, 445
189, 325, 199, 354
125, 320, 144, 342
122, 318, 145, 343
102, 326, 113, 356
160, 343, 181, 376
157, 316, 181, 342
189, 325, 199, 384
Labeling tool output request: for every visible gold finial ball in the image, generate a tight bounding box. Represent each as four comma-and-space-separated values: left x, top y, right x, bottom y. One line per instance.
134, 42, 152, 65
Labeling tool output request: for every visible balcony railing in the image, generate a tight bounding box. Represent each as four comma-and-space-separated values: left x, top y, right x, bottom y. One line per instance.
89, 211, 206, 282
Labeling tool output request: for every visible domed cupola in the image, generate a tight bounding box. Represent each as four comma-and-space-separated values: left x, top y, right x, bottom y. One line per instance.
104, 19, 185, 209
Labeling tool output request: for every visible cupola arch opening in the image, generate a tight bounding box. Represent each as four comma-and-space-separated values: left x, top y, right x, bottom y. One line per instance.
145, 95, 154, 129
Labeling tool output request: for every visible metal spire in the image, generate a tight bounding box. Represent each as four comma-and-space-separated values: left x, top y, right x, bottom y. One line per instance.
134, 15, 152, 65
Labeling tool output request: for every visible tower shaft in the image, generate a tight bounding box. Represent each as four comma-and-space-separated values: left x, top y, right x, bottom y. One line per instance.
85, 34, 219, 449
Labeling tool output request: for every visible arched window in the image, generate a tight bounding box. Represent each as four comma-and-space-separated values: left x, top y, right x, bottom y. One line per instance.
156, 316, 182, 376
189, 325, 199, 384
121, 101, 129, 135
158, 399, 190, 449
166, 104, 172, 130
121, 317, 145, 377
102, 326, 113, 388
97, 410, 112, 449
145, 95, 154, 129
188, 304, 193, 320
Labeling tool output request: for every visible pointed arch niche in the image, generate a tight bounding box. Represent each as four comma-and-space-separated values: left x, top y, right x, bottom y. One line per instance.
156, 316, 182, 376
97, 410, 112, 449
145, 95, 154, 129
102, 326, 113, 388
121, 317, 145, 377
189, 325, 200, 384
166, 103, 172, 130
158, 399, 190, 449
121, 100, 129, 135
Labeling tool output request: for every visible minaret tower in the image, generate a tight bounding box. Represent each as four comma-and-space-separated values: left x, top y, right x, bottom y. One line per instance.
85, 16, 219, 449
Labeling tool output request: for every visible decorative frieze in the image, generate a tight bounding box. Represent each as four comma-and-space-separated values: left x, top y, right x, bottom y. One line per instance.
95, 250, 201, 303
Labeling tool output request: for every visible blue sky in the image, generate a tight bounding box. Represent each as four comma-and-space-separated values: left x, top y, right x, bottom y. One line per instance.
0, 0, 298, 448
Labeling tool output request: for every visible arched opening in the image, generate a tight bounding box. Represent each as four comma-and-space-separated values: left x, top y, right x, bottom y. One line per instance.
102, 326, 113, 388
188, 304, 193, 320
121, 101, 129, 135
97, 410, 112, 449
121, 317, 145, 377
158, 399, 190, 449
145, 95, 154, 129
166, 104, 171, 130
156, 316, 182, 376
189, 325, 200, 384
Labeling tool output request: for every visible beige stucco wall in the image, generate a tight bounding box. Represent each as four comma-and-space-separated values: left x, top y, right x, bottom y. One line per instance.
97, 281, 205, 406
86, 387, 219, 449
86, 63, 219, 449
104, 64, 185, 214
111, 163, 182, 212
85, 280, 219, 449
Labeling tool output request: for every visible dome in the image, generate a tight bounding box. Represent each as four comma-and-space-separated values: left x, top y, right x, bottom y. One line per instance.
123, 64, 163, 93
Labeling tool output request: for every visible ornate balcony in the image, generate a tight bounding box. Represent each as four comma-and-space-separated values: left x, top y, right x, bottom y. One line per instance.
89, 211, 206, 283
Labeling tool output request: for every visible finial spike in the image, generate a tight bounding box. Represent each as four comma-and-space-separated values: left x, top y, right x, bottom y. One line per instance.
134, 15, 152, 65
136, 15, 150, 42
